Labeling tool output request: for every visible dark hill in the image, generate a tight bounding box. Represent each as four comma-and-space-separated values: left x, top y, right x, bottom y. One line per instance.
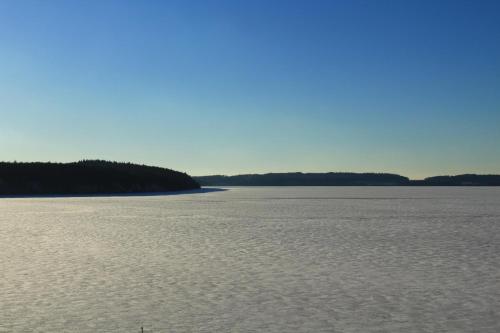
195, 172, 500, 186
195, 172, 410, 186
0, 160, 200, 195
416, 174, 500, 186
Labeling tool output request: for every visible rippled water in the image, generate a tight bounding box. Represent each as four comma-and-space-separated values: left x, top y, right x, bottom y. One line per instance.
1, 187, 499, 332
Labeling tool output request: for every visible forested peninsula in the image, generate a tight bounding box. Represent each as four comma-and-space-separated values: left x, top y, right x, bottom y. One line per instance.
195, 173, 500, 186
0, 160, 200, 195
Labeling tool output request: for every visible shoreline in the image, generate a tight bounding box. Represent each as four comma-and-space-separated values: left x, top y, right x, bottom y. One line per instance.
0, 187, 227, 199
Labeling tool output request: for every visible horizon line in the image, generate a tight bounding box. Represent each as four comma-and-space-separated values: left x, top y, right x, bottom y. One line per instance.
1, 159, 498, 181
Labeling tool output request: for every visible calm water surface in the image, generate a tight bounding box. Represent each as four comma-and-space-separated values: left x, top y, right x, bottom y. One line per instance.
1, 187, 499, 332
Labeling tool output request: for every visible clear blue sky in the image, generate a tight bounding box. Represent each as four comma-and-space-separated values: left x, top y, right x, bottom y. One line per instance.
1, 0, 499, 178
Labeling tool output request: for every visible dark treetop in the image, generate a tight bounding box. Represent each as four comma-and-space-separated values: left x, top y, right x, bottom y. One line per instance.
0, 160, 200, 195
195, 173, 500, 186
195, 173, 410, 186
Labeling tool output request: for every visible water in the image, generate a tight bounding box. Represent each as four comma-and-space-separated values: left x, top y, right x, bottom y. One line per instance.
1, 187, 499, 332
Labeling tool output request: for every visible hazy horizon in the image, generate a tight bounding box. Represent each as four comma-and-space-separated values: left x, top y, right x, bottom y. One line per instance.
1, 0, 499, 178
1, 158, 499, 181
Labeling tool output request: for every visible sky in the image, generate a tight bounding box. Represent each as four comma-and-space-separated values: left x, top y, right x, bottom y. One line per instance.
1, 0, 499, 179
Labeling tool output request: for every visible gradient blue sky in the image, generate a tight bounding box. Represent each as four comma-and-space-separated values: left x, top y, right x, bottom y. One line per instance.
1, 0, 499, 178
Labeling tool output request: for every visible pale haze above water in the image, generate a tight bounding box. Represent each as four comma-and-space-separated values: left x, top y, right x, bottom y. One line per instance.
1, 187, 499, 332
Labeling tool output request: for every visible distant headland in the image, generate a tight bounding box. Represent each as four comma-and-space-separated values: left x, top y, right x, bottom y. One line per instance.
195, 173, 500, 186
0, 160, 200, 196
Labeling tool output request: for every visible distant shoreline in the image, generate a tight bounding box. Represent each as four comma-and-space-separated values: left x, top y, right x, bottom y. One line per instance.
0, 187, 226, 199
195, 173, 500, 186
2, 161, 499, 197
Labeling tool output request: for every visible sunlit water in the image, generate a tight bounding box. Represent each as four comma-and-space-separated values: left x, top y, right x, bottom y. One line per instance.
1, 187, 499, 332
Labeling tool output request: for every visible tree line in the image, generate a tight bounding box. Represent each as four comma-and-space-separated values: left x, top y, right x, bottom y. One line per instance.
195, 172, 500, 186
0, 160, 200, 195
